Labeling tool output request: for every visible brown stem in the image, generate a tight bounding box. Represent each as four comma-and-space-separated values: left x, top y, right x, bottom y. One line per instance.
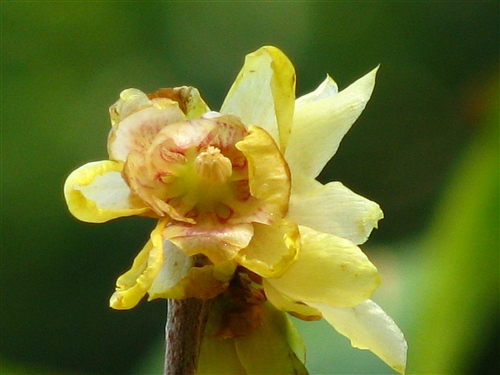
164, 298, 210, 375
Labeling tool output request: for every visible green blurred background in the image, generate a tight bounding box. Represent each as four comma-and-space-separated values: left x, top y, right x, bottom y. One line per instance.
1, 1, 498, 374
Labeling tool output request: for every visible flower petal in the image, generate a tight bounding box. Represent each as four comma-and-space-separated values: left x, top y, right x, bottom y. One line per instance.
64, 160, 150, 223
234, 302, 308, 375
108, 100, 186, 161
286, 67, 378, 179
236, 125, 291, 220
308, 299, 407, 374
109, 88, 153, 125
263, 279, 322, 320
235, 220, 299, 278
109, 220, 167, 309
288, 180, 383, 245
148, 259, 236, 301
147, 86, 210, 120
266, 226, 380, 307
295, 74, 338, 106
221, 46, 296, 151
163, 222, 254, 264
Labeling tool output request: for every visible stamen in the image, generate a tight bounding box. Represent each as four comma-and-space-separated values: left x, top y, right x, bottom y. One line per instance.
194, 146, 232, 184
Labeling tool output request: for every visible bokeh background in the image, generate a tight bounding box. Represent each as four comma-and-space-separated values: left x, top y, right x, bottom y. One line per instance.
2, 1, 498, 374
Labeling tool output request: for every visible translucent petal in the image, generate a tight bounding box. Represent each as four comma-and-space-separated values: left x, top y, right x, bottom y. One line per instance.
235, 302, 308, 375
286, 67, 378, 179
163, 222, 254, 264
146, 239, 194, 299
64, 160, 150, 223
221, 46, 296, 151
109, 220, 167, 309
288, 180, 383, 245
108, 103, 186, 161
266, 226, 380, 307
309, 299, 407, 374
295, 74, 338, 107
236, 126, 291, 219
235, 220, 299, 278
263, 279, 322, 319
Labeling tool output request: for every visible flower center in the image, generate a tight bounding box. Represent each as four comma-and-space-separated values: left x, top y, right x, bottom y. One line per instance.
123, 117, 252, 223
194, 146, 233, 184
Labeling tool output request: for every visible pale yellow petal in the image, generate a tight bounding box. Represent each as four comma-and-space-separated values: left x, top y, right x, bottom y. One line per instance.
235, 302, 308, 375
148, 259, 236, 301
221, 46, 296, 151
64, 160, 150, 223
146, 239, 194, 299
267, 226, 380, 307
109, 88, 153, 125
235, 220, 299, 278
108, 103, 186, 161
288, 180, 383, 245
309, 299, 407, 374
295, 74, 338, 106
286, 67, 378, 179
263, 279, 322, 319
109, 220, 167, 309
236, 126, 291, 220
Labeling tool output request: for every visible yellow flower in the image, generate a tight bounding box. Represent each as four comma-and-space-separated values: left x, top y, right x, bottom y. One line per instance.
64, 46, 406, 374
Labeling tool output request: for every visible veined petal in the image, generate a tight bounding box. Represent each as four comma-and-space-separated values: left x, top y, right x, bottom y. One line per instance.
288, 180, 383, 245
235, 220, 299, 278
236, 126, 291, 220
108, 102, 186, 161
221, 46, 296, 151
163, 222, 254, 264
64, 160, 150, 223
266, 226, 380, 307
286, 67, 378, 179
234, 302, 308, 375
109, 220, 167, 309
309, 299, 407, 374
263, 279, 322, 319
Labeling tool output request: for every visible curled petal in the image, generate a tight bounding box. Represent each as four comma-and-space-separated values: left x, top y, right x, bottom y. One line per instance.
263, 279, 322, 320
236, 126, 291, 220
64, 160, 150, 223
308, 299, 407, 374
235, 220, 299, 278
286, 67, 378, 179
108, 102, 186, 161
266, 226, 380, 308
221, 46, 296, 151
234, 302, 308, 375
109, 220, 167, 309
288, 180, 383, 245
148, 86, 210, 120
109, 88, 153, 125
163, 222, 254, 264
